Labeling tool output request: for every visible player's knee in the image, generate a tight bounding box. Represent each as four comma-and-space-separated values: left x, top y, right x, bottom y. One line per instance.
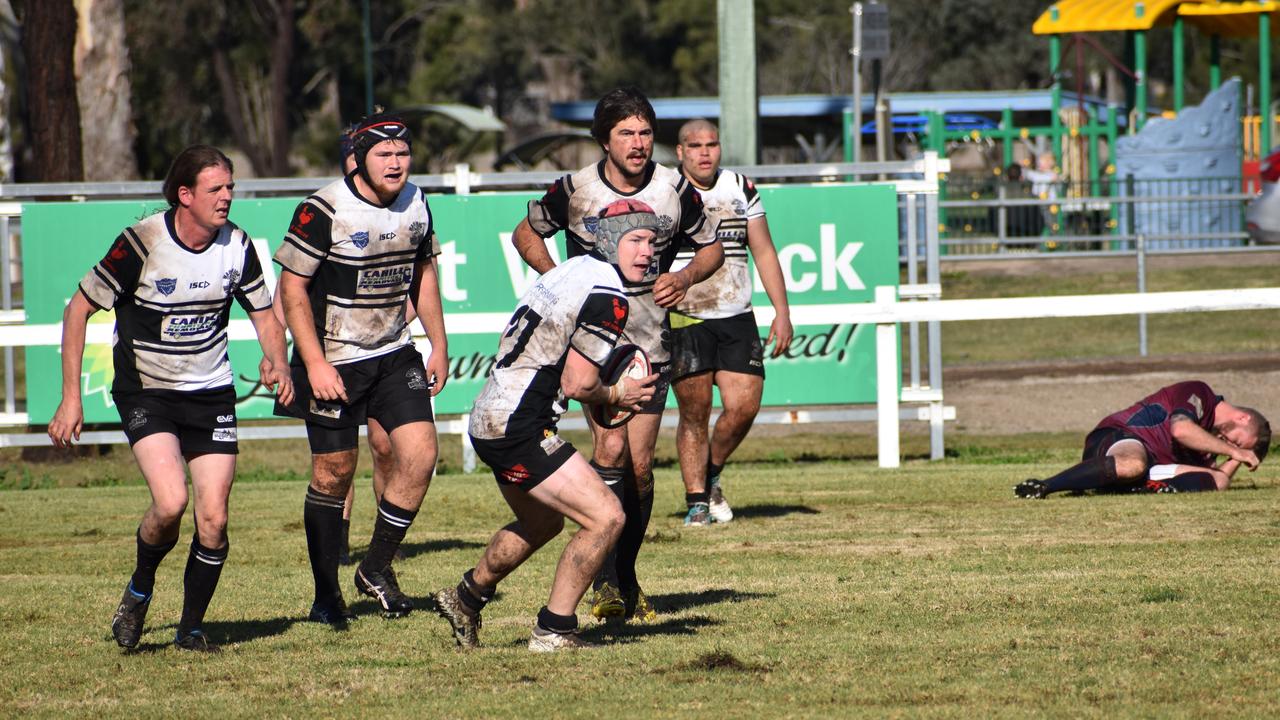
597, 504, 625, 542
151, 494, 188, 526
592, 432, 627, 465
1112, 455, 1148, 480
312, 451, 357, 494
195, 517, 228, 548
631, 458, 654, 484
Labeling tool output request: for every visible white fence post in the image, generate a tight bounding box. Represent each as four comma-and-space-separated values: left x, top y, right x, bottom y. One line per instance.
875, 285, 900, 468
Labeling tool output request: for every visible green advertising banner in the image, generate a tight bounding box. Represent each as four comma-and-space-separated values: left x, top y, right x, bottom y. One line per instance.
22, 182, 898, 425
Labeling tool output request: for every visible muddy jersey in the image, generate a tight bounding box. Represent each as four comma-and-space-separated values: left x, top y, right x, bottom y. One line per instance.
470, 255, 629, 440
671, 169, 764, 319
526, 160, 715, 365
274, 174, 439, 366
1095, 381, 1222, 465
78, 209, 272, 393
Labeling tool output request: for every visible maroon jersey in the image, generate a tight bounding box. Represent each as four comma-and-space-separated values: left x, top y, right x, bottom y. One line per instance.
1094, 381, 1221, 465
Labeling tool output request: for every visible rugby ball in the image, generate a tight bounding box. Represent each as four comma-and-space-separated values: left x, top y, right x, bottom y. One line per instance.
590, 344, 650, 429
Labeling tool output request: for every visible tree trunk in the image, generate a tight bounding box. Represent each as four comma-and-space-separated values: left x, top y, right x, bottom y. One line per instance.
74, 0, 137, 181
20, 0, 82, 181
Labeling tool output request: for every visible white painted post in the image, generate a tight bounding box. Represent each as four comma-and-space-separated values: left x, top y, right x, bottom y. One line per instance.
461, 414, 476, 473
875, 285, 900, 468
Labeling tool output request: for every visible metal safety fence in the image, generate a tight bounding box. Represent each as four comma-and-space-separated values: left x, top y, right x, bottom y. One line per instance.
0, 156, 954, 462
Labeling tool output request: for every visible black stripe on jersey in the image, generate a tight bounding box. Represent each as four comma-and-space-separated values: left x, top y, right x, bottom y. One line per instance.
307, 194, 336, 216
133, 297, 231, 312
123, 227, 149, 258
134, 333, 227, 355
563, 173, 576, 194
91, 265, 125, 297
323, 298, 406, 310
79, 284, 110, 311
577, 325, 620, 345
280, 236, 326, 261
325, 248, 421, 265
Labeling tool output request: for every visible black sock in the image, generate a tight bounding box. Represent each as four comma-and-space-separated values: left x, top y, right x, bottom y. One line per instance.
130, 529, 177, 598
616, 470, 654, 592
304, 486, 346, 604
686, 491, 709, 507
341, 519, 351, 555
1043, 456, 1118, 494
536, 605, 577, 634
706, 461, 724, 485
361, 498, 417, 571
457, 568, 494, 613
591, 461, 625, 591
177, 538, 228, 636
1166, 471, 1217, 492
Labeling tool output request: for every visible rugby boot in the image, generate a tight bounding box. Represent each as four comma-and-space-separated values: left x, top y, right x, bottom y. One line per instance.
589, 582, 625, 621
174, 628, 221, 653
355, 564, 413, 618
708, 479, 734, 523
1138, 480, 1177, 494
432, 586, 482, 649
623, 586, 658, 623
683, 502, 711, 527
1014, 478, 1049, 499
110, 583, 151, 649
528, 624, 597, 652
308, 593, 357, 626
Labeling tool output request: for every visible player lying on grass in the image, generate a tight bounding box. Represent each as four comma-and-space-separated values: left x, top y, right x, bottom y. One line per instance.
1015, 380, 1269, 498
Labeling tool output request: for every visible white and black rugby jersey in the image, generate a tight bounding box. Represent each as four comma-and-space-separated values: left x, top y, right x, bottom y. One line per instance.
273, 174, 439, 365
526, 160, 716, 364
671, 169, 765, 320
469, 255, 629, 440
78, 209, 273, 393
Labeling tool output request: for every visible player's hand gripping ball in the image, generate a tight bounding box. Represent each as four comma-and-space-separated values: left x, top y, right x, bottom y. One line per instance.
590, 344, 650, 429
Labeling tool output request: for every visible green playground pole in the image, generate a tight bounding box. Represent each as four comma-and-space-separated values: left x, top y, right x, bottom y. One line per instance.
1210, 34, 1221, 90
843, 108, 854, 163
1262, 13, 1272, 157
927, 111, 948, 238
1173, 16, 1184, 113
1106, 109, 1120, 245
1088, 108, 1101, 196
1050, 32, 1062, 164
1135, 30, 1148, 131
1001, 107, 1014, 167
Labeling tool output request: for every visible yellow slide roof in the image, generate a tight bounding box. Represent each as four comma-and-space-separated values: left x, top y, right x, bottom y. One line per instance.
1033, 0, 1189, 35
1179, 1, 1280, 38
1034, 0, 1278, 36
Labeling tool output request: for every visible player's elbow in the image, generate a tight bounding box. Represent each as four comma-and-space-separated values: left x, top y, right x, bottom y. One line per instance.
561, 373, 595, 403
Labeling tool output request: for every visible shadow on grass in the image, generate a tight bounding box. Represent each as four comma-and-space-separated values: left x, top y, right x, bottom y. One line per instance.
576, 615, 722, 645
649, 588, 773, 614
345, 538, 487, 565
731, 503, 820, 519
666, 503, 820, 521
112, 615, 309, 652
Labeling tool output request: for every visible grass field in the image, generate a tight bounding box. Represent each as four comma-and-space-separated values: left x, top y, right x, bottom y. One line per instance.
3, 439, 1279, 718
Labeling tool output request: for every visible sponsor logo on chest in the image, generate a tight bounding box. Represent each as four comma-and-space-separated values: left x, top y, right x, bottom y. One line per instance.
162, 314, 220, 339
358, 265, 413, 290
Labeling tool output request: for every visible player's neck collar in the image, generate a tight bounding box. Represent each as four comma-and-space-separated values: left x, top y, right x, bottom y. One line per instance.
345, 171, 401, 209
597, 159, 654, 197
165, 207, 218, 254
681, 167, 720, 192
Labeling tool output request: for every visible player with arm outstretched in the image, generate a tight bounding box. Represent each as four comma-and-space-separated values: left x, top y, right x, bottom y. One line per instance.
1015, 380, 1269, 498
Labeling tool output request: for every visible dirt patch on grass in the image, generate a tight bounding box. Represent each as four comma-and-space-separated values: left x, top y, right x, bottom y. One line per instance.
946, 352, 1280, 435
